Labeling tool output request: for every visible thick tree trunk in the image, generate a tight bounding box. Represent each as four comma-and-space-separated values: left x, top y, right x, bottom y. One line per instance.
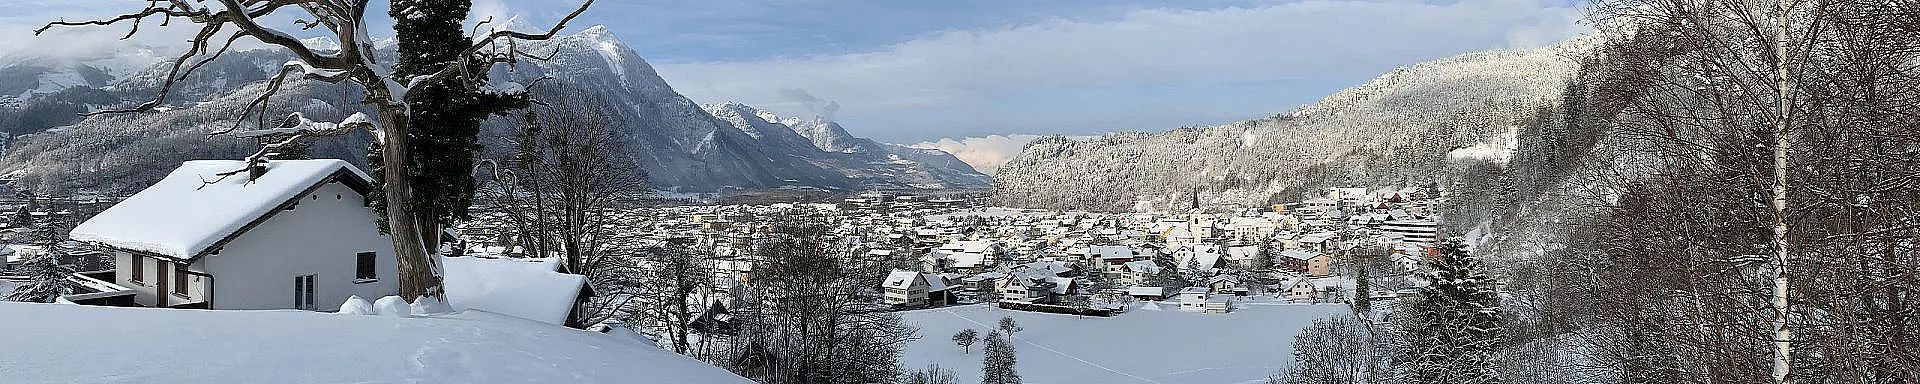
378, 109, 444, 301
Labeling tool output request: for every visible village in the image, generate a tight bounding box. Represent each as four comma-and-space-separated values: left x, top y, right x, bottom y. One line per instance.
453, 184, 1450, 322
0, 156, 1445, 327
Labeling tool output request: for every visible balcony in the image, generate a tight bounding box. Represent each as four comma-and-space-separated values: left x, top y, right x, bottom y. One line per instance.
59, 269, 137, 307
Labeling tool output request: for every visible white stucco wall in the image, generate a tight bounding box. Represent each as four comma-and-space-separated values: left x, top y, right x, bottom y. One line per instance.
112, 251, 208, 307
200, 182, 396, 310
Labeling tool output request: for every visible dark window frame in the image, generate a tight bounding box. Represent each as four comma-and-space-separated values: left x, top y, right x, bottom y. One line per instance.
172, 264, 190, 296
355, 252, 378, 282
130, 255, 145, 284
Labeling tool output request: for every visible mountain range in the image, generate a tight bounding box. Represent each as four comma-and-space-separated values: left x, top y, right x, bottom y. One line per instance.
0, 26, 987, 196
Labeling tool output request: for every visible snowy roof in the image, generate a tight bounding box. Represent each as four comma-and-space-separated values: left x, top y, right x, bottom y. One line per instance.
69, 159, 371, 259
1127, 286, 1168, 296
0, 301, 753, 383
1090, 245, 1134, 260
1121, 260, 1161, 274
883, 270, 923, 289
442, 256, 587, 326
1013, 261, 1073, 276
1174, 244, 1222, 271
1281, 250, 1321, 261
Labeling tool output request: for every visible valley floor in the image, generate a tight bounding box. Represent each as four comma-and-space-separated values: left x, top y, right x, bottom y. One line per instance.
898, 297, 1346, 384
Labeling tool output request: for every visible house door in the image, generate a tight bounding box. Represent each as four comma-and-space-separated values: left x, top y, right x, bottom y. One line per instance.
294, 274, 317, 310
155, 262, 169, 307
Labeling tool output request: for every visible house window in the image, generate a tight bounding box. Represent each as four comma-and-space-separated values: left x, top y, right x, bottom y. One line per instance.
173, 265, 189, 296
355, 252, 377, 282
130, 255, 144, 284
294, 274, 317, 310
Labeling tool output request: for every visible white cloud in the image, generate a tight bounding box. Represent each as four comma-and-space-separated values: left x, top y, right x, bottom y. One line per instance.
911, 134, 1048, 174
657, 0, 1588, 140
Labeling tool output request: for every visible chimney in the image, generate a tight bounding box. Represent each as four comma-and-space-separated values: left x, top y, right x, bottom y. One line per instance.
247, 159, 268, 181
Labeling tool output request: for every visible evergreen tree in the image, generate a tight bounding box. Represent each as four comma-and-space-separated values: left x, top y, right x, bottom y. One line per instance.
1183, 258, 1206, 287
953, 328, 979, 354
1254, 238, 1276, 270
981, 331, 1022, 384
1152, 264, 1183, 288
1400, 238, 1500, 383
369, 0, 531, 236
1353, 267, 1372, 313
5, 254, 76, 303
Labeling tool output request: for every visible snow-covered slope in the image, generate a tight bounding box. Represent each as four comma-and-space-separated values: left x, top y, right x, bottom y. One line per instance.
0, 26, 985, 195
0, 302, 752, 383
993, 38, 1599, 211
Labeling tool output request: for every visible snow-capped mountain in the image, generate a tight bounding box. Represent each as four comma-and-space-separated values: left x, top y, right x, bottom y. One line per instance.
0, 26, 986, 195
992, 37, 1602, 212
703, 103, 992, 189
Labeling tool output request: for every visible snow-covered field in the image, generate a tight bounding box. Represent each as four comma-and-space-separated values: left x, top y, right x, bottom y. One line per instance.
0, 302, 751, 384
898, 299, 1346, 384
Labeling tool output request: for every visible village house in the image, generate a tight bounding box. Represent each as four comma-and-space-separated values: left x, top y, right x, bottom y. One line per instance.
1177, 287, 1211, 311
1278, 249, 1318, 273
1127, 286, 1170, 301
1206, 274, 1246, 296
882, 270, 931, 307
1306, 251, 1336, 277
1118, 260, 1162, 287
1285, 279, 1319, 302
68, 159, 396, 310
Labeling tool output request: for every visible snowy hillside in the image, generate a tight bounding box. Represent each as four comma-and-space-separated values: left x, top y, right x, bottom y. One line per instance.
0, 302, 753, 383
992, 37, 1600, 211
0, 26, 985, 195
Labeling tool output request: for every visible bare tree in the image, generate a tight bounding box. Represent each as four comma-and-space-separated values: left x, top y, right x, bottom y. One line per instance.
37, 0, 596, 301
477, 101, 646, 327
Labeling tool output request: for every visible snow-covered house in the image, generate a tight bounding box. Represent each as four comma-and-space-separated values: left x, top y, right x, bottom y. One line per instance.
1127, 286, 1170, 300
1089, 245, 1137, 271
1171, 243, 1224, 272
1206, 275, 1245, 295
1118, 260, 1162, 287
69, 160, 396, 310
1278, 249, 1319, 273
882, 270, 930, 307
925, 240, 1002, 274
1285, 279, 1319, 302
1177, 287, 1211, 311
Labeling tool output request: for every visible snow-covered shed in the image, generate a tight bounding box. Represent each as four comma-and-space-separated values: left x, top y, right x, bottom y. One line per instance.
441, 255, 588, 326
69, 159, 395, 310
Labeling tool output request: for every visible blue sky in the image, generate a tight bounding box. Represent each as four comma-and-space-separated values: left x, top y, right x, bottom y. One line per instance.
6, 0, 1589, 164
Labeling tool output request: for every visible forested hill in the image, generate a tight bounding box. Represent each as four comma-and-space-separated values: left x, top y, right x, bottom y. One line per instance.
990, 37, 1600, 214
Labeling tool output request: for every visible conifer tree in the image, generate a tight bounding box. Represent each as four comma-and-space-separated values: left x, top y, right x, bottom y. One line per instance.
368, 0, 531, 240
1353, 267, 1372, 313
1400, 238, 1500, 383
4, 254, 77, 303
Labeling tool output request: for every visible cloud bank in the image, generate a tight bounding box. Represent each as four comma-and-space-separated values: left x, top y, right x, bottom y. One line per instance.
911, 134, 1048, 174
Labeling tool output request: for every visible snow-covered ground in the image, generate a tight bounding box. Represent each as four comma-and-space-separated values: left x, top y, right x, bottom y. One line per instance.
898, 299, 1346, 384
0, 302, 752, 384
